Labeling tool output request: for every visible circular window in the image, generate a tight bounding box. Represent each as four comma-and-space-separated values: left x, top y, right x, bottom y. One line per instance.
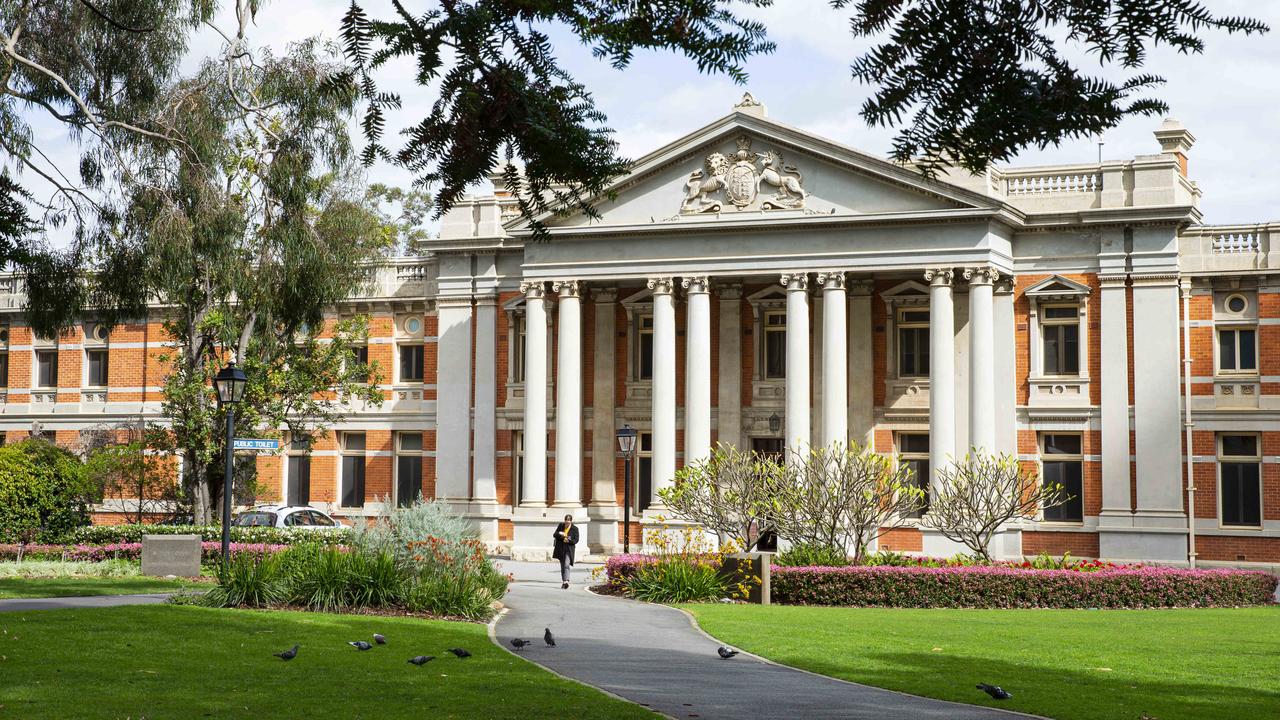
404, 317, 422, 335
1225, 294, 1248, 314
0, 329, 8, 343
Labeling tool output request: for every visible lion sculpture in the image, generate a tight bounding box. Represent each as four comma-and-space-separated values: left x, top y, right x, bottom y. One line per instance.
681, 152, 729, 212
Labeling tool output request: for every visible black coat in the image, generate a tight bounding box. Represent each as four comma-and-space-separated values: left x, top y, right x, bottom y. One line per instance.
552, 523, 579, 565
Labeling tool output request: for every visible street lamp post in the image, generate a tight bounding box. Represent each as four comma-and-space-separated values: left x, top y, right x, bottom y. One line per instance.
616, 424, 638, 554
213, 362, 248, 569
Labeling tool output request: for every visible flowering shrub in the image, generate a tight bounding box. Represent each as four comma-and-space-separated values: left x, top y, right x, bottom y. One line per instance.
771, 565, 1278, 609
71, 524, 351, 546
1, 541, 293, 563
860, 549, 1125, 572
602, 553, 657, 588
600, 522, 760, 603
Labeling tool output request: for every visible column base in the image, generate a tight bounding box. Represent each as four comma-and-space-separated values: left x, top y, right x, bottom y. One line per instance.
586, 504, 622, 555
918, 526, 1023, 561
441, 499, 502, 543
509, 506, 587, 561
1099, 526, 1189, 565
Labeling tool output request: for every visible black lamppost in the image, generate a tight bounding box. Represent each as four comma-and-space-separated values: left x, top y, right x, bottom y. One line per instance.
213, 362, 248, 569
616, 424, 638, 554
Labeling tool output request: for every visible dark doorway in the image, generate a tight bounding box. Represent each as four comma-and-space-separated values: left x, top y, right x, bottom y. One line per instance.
751, 437, 785, 461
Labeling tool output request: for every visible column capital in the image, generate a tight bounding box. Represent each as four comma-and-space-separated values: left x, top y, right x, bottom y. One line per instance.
923, 267, 955, 286
520, 281, 547, 299
993, 276, 1015, 295
473, 293, 498, 308
592, 288, 618, 304
681, 275, 711, 294
1099, 274, 1129, 288
780, 272, 810, 291
716, 282, 743, 300
962, 266, 1000, 286
647, 276, 675, 295
816, 271, 848, 290
552, 279, 581, 298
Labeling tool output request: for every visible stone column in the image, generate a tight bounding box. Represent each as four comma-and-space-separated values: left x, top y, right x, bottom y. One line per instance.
818, 271, 848, 447
717, 284, 743, 449
1099, 275, 1133, 523
684, 276, 712, 465
925, 268, 956, 485
847, 280, 874, 447
965, 267, 997, 454
472, 295, 498, 502
781, 273, 811, 452
553, 280, 582, 508
435, 297, 472, 502
588, 289, 619, 551
520, 282, 548, 506
1132, 274, 1184, 520
992, 278, 1018, 455
649, 277, 677, 506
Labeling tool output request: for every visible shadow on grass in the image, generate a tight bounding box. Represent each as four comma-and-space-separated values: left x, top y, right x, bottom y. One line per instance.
788, 650, 1280, 720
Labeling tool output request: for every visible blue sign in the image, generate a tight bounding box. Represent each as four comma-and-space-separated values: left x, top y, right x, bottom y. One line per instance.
232, 438, 280, 451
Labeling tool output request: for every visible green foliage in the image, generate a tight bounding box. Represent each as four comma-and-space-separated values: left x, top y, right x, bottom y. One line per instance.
0, 440, 93, 543
71, 523, 350, 546
661, 444, 783, 551
774, 543, 851, 568
350, 497, 478, 562
340, 1, 774, 236
203, 551, 289, 609
626, 558, 733, 604
838, 0, 1269, 175
81, 425, 181, 523
0, 559, 139, 579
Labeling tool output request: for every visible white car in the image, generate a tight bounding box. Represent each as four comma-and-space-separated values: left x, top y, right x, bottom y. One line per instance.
234, 505, 347, 529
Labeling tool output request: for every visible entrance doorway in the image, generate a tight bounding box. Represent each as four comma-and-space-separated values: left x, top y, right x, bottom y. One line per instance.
751, 437, 784, 461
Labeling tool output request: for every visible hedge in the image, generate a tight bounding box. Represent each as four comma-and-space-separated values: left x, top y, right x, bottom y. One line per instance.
0, 440, 94, 543
1, 542, 293, 563
771, 565, 1279, 609
70, 524, 351, 546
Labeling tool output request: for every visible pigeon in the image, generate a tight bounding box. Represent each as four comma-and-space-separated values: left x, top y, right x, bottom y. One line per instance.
717, 646, 739, 659
348, 641, 374, 651
544, 628, 556, 648
273, 645, 299, 661
447, 648, 471, 658
408, 655, 435, 666
510, 639, 531, 651
977, 684, 1012, 700
373, 634, 387, 645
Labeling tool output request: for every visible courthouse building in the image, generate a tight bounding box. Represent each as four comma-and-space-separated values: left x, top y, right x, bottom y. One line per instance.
3, 94, 1278, 566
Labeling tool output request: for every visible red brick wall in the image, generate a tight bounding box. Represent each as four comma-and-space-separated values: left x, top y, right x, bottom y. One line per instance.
1022, 530, 1100, 558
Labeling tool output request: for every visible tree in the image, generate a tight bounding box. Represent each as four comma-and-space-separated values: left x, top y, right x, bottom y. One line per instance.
661, 444, 784, 550
920, 450, 1070, 561
0, 439, 94, 543
770, 443, 924, 563
81, 423, 182, 524
343, 1, 1266, 228
364, 183, 432, 255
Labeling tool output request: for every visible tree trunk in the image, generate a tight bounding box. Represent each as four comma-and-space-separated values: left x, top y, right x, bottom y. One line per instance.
188, 448, 213, 524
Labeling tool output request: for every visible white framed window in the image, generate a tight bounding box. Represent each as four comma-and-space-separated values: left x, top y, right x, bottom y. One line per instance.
86, 349, 109, 387
636, 431, 653, 513
636, 314, 654, 381
896, 309, 930, 378
398, 344, 424, 383
286, 436, 311, 507
340, 432, 366, 508
1040, 433, 1083, 522
395, 431, 424, 508
1040, 305, 1081, 376
512, 313, 527, 383
1218, 433, 1261, 528
1216, 327, 1258, 374
897, 433, 930, 517
763, 310, 786, 379
35, 349, 58, 389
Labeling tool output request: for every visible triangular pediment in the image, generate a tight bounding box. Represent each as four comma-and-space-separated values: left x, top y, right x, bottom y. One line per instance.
1024, 275, 1092, 297
510, 106, 1007, 234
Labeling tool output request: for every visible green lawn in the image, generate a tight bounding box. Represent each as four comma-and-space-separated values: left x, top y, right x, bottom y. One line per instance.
1, 605, 656, 719
685, 604, 1280, 720
0, 576, 197, 599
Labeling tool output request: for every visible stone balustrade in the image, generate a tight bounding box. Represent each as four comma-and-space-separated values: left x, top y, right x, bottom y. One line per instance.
1180, 223, 1280, 273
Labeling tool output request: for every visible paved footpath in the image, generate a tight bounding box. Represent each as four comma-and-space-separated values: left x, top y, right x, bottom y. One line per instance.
0, 593, 172, 613
493, 560, 1037, 720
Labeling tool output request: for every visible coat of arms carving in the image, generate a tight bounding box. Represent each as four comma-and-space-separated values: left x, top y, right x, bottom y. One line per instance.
681, 136, 807, 214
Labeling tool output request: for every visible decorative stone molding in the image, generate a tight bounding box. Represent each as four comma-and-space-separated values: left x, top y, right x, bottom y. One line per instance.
716, 283, 743, 300
779, 273, 809, 292
734, 92, 763, 112
591, 288, 618, 304
435, 296, 473, 308
519, 281, 547, 300
680, 135, 807, 214
81, 391, 107, 404
552, 279, 581, 298
962, 266, 1000, 286
681, 276, 711, 294
923, 268, 954, 286
647, 277, 675, 295
847, 278, 873, 296
816, 271, 847, 290
31, 391, 56, 404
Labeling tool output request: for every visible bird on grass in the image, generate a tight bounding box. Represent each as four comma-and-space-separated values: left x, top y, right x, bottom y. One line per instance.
717, 647, 739, 659
408, 655, 435, 666
544, 628, 556, 648
273, 645, 299, 661
977, 684, 1012, 700
510, 639, 531, 651
373, 634, 387, 645
448, 648, 471, 658
348, 641, 374, 651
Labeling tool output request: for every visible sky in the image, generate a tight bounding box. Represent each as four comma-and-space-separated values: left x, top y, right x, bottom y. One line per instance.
15, 0, 1280, 233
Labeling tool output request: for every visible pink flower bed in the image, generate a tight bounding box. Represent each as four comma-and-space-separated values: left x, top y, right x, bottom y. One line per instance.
603, 554, 657, 587
771, 565, 1278, 609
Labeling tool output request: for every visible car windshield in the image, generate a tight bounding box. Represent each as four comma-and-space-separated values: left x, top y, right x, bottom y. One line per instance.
236, 511, 277, 527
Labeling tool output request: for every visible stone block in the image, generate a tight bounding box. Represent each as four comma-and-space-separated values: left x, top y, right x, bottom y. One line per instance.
141, 534, 201, 577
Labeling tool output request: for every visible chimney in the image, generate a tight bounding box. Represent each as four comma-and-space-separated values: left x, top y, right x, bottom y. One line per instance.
1154, 118, 1195, 177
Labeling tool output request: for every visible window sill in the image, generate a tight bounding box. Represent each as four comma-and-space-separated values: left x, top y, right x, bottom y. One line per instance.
1028, 376, 1090, 407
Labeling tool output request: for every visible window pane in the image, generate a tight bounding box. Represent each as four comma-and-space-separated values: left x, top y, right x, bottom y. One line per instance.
88, 350, 108, 386
399, 433, 422, 452
1221, 435, 1257, 457
341, 455, 365, 507
515, 321, 526, 382
309, 510, 337, 527
0, 352, 9, 388
1221, 463, 1261, 526
765, 329, 786, 378
1043, 460, 1083, 521
400, 345, 424, 381
1239, 330, 1257, 371
906, 458, 929, 517
902, 310, 929, 324
1043, 306, 1078, 320
37, 351, 57, 388
1063, 325, 1079, 374
638, 456, 652, 513
1043, 434, 1082, 455
287, 456, 311, 506
898, 328, 916, 376
639, 332, 654, 380
1043, 326, 1060, 375
344, 432, 366, 452
899, 434, 929, 454
640, 433, 652, 452
1219, 330, 1237, 370
397, 456, 423, 508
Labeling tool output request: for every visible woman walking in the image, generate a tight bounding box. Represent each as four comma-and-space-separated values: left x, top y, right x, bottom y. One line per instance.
552, 514, 579, 589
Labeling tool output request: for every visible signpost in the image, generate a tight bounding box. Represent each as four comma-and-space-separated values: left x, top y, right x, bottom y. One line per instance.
232, 438, 280, 451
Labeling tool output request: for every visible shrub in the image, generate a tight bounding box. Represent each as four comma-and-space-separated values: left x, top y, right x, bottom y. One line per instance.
0, 559, 140, 578
202, 551, 288, 608
287, 545, 361, 612
603, 553, 656, 588
775, 542, 851, 568
71, 524, 351, 546
770, 565, 1279, 609
350, 497, 476, 562
609, 523, 758, 603
0, 440, 94, 543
